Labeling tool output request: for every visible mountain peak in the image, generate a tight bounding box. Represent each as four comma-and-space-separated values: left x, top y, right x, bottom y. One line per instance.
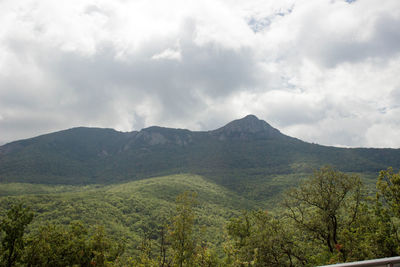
242, 114, 258, 120
220, 115, 275, 132
238, 114, 264, 128
212, 115, 284, 140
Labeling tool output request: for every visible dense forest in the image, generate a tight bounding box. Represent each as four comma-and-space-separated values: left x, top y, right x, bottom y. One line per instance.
1, 166, 400, 266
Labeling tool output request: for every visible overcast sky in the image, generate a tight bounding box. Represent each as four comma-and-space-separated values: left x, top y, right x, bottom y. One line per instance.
0, 0, 399, 148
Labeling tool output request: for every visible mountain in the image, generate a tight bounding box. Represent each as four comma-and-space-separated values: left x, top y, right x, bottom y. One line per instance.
212, 114, 288, 140
0, 115, 399, 199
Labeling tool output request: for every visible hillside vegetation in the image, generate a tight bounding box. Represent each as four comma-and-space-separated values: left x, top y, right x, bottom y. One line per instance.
0, 174, 255, 255
1, 115, 399, 199
1, 167, 400, 266
1, 115, 400, 266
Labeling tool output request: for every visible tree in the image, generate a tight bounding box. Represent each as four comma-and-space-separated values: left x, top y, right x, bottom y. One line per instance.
135, 231, 159, 267
226, 210, 307, 267
374, 167, 400, 256
89, 225, 124, 267
0, 203, 33, 267
24, 221, 124, 267
377, 167, 400, 217
24, 222, 92, 266
169, 191, 198, 267
194, 241, 219, 267
337, 167, 400, 261
158, 224, 172, 267
135, 191, 221, 267
283, 166, 362, 263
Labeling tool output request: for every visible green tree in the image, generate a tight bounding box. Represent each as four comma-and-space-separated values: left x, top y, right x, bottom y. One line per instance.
135, 232, 159, 267
194, 241, 220, 267
226, 210, 307, 267
169, 191, 198, 267
158, 224, 171, 267
338, 200, 397, 261
0, 203, 33, 267
377, 167, 400, 217
374, 167, 400, 256
24, 222, 92, 266
283, 166, 363, 264
338, 168, 400, 261
90, 225, 124, 267
24, 222, 123, 267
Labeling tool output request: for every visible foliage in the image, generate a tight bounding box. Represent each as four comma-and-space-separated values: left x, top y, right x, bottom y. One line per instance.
2, 168, 400, 266
1, 117, 399, 204
374, 167, 400, 256
0, 203, 33, 267
377, 167, 400, 216
0, 174, 247, 257
135, 191, 221, 267
0, 219, 124, 267
283, 166, 363, 262
223, 166, 400, 266
169, 191, 197, 266
24, 222, 92, 266
226, 210, 307, 266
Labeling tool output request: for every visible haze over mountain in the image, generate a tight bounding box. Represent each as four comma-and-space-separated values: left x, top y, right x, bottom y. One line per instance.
0, 115, 399, 195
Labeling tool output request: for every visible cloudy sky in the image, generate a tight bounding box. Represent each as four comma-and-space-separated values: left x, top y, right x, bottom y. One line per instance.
0, 0, 399, 148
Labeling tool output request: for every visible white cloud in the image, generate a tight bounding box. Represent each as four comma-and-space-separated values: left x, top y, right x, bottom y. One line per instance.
0, 0, 400, 148
366, 121, 400, 148
152, 48, 181, 61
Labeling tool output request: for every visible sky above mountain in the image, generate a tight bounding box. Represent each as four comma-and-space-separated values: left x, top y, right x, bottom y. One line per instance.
0, 0, 399, 148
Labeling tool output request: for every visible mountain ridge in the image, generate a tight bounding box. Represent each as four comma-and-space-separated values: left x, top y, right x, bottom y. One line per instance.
0, 115, 399, 196
0, 114, 286, 151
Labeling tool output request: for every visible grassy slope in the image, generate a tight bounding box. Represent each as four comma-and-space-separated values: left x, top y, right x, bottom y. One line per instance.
0, 174, 258, 254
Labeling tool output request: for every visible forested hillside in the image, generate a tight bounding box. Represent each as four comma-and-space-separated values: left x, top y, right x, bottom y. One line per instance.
1, 115, 400, 266
0, 115, 399, 202
1, 167, 400, 266
0, 174, 254, 254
